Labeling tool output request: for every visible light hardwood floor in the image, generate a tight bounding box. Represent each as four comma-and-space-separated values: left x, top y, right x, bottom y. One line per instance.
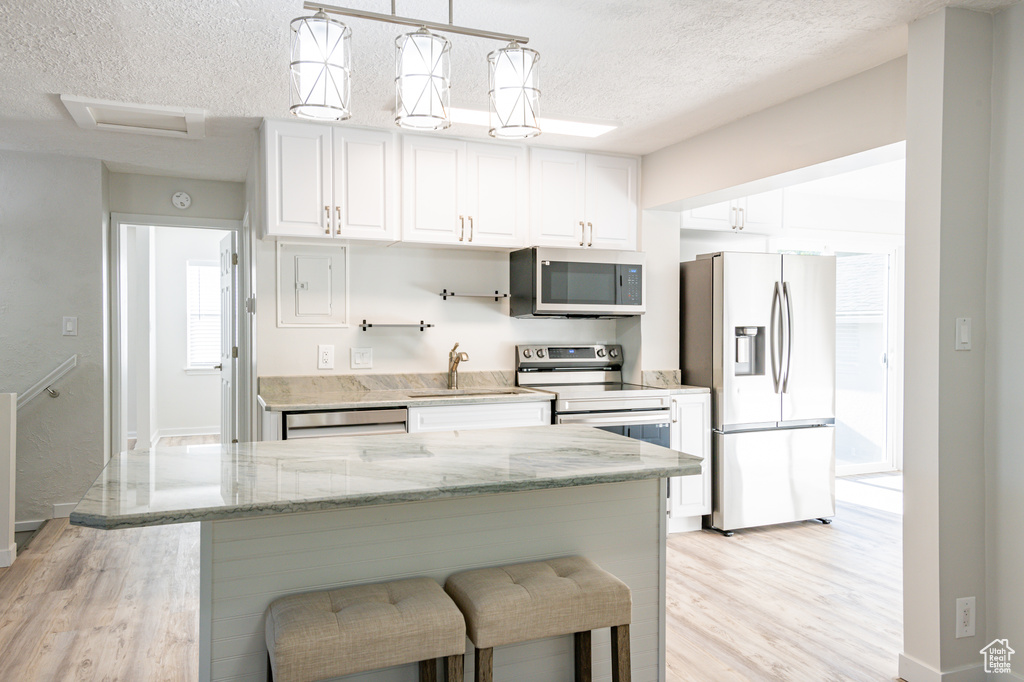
0, 481, 901, 681
666, 488, 902, 681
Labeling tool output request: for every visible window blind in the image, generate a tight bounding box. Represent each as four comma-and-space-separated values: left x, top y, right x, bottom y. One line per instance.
186, 261, 221, 368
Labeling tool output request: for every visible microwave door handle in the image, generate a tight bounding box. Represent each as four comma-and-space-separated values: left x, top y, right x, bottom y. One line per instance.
770, 282, 782, 393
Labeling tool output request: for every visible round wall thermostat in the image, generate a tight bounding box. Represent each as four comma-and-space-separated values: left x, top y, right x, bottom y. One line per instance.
172, 191, 192, 209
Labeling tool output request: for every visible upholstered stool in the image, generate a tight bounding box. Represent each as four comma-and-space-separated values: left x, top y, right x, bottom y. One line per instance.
265, 577, 465, 682
444, 556, 632, 682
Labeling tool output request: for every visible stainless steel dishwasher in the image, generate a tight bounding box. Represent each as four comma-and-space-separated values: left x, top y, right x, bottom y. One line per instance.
283, 408, 408, 439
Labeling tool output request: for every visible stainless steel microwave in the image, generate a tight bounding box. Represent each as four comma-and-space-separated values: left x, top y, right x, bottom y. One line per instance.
509, 247, 646, 318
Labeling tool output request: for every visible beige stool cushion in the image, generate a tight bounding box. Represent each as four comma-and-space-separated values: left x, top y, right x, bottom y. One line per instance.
444, 556, 631, 649
265, 577, 465, 682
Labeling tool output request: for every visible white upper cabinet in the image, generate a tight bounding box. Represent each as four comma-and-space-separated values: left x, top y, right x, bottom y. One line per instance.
402, 135, 527, 248
263, 120, 397, 241
681, 189, 784, 235
530, 148, 638, 250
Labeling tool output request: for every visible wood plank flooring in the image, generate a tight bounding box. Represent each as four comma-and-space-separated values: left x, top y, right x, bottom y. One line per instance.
666, 495, 902, 681
0, 482, 901, 681
0, 519, 199, 681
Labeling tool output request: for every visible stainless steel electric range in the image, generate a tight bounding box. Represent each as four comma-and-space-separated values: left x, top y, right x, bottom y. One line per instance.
515, 344, 672, 447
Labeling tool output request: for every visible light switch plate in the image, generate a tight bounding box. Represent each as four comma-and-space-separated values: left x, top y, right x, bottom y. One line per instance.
318, 344, 335, 370
956, 317, 972, 351
62, 316, 78, 336
351, 347, 373, 369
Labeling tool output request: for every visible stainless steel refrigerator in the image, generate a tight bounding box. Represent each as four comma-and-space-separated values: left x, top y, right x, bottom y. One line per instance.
681, 252, 836, 533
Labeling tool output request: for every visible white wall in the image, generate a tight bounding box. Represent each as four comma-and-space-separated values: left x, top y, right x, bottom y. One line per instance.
985, 0, 1024, 664
256, 242, 618, 376
109, 173, 244, 220
642, 57, 907, 210
152, 226, 226, 438
0, 151, 106, 523
901, 7, 991, 680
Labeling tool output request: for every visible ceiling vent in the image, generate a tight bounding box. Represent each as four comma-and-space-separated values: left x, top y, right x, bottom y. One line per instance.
60, 95, 205, 139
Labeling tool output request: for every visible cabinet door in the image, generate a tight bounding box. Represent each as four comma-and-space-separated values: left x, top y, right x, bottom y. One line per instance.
333, 129, 398, 241
529, 147, 587, 248
264, 121, 332, 238
402, 136, 463, 244
464, 142, 527, 248
668, 393, 712, 525
738, 189, 783, 234
584, 154, 638, 250
681, 200, 737, 232
407, 401, 552, 433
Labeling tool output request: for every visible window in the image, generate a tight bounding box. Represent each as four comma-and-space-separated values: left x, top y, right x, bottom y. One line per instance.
186, 261, 220, 368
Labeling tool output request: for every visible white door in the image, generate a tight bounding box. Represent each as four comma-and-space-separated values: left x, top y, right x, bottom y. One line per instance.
530, 147, 587, 248
464, 142, 526, 247
219, 233, 237, 446
333, 129, 397, 241
584, 154, 638, 250
402, 136, 463, 244
264, 120, 332, 238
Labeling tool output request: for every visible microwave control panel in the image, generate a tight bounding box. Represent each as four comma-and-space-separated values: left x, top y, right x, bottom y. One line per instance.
617, 264, 643, 304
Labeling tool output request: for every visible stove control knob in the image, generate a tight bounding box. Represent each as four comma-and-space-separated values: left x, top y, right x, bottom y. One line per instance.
609, 348, 619, 358
597, 348, 606, 357
522, 349, 532, 358
537, 349, 546, 358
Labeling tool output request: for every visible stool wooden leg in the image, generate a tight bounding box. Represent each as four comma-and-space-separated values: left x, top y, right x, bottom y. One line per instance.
611, 624, 631, 682
445, 653, 464, 682
474, 647, 493, 682
420, 659, 438, 682
267, 652, 274, 682
574, 631, 592, 682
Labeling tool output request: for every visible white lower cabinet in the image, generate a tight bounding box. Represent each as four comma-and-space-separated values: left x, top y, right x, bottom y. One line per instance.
407, 400, 552, 433
668, 392, 712, 533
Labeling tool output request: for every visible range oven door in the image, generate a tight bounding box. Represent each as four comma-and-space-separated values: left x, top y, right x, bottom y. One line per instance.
555, 410, 671, 447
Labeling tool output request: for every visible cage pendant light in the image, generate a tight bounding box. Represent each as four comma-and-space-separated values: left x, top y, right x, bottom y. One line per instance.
395, 28, 452, 130
488, 41, 540, 138
289, 11, 352, 120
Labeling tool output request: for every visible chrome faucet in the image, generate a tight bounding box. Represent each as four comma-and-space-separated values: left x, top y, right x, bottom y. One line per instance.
448, 342, 470, 389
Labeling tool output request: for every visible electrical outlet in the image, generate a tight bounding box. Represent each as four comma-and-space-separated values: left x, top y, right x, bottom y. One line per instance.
956, 596, 976, 638
317, 344, 334, 370
351, 347, 373, 369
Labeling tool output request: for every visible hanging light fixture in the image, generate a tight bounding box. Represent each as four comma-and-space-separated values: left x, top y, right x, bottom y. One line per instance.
488, 42, 540, 138
395, 28, 452, 130
289, 10, 352, 121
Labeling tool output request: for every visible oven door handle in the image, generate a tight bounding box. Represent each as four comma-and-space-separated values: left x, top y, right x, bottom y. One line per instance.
555, 410, 671, 426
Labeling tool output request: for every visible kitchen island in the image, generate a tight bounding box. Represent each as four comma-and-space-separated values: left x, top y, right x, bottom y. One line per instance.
71, 424, 700, 682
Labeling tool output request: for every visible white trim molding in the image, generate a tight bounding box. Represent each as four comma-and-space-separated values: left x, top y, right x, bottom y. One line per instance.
899, 653, 986, 682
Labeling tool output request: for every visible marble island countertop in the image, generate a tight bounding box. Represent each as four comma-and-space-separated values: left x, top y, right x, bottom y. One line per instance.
70, 424, 702, 530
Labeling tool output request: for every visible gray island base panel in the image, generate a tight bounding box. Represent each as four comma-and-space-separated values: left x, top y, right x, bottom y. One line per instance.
71, 425, 697, 682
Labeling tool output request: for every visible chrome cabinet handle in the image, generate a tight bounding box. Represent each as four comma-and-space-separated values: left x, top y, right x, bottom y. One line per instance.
579, 220, 586, 246
324, 206, 330, 234
468, 216, 474, 241
738, 207, 745, 230
335, 206, 342, 235
459, 215, 465, 241
770, 282, 782, 393
731, 206, 737, 230
587, 222, 594, 247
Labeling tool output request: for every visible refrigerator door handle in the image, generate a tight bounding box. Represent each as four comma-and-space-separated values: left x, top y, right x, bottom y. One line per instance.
770, 281, 782, 393
782, 281, 794, 393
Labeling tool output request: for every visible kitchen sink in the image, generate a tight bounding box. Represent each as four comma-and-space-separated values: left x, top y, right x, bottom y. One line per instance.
405, 388, 525, 398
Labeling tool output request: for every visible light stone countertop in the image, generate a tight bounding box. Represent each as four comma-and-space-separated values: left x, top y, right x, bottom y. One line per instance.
69, 425, 702, 531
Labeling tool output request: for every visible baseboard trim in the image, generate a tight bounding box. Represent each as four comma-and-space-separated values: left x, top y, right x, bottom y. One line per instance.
898, 654, 985, 682
667, 514, 703, 533
52, 502, 78, 518
14, 519, 44, 533
0, 541, 15, 568
153, 426, 219, 443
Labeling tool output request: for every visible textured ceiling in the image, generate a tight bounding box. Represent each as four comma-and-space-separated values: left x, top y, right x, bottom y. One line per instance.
0, 0, 1018, 182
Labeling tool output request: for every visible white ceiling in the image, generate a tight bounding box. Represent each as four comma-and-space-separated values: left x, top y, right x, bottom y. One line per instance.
0, 0, 1017, 182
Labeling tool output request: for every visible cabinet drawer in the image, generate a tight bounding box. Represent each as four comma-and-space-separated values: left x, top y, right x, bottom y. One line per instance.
407, 401, 552, 433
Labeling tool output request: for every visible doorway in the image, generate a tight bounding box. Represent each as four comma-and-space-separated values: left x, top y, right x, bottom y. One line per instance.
110, 214, 246, 457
